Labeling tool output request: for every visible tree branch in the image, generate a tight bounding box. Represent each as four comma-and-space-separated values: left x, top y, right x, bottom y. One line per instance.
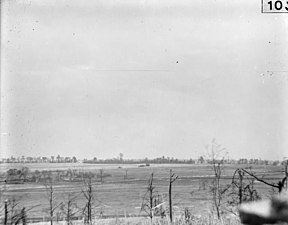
241, 168, 279, 189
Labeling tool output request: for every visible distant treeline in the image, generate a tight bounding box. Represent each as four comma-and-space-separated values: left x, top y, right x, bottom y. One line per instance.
1, 155, 286, 166
83, 157, 286, 166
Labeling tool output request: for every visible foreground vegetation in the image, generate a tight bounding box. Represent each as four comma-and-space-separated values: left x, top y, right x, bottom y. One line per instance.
1, 141, 287, 225
1, 163, 287, 224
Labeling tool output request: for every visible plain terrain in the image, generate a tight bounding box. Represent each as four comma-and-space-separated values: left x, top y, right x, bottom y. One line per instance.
0, 163, 284, 222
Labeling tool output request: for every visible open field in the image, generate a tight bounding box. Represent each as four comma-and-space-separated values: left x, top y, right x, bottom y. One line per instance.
0, 163, 285, 223
17, 215, 242, 225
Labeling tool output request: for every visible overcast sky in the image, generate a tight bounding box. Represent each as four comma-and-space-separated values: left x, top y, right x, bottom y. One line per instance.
1, 0, 287, 160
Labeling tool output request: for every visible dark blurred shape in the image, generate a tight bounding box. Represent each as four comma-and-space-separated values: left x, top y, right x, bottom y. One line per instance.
239, 191, 288, 224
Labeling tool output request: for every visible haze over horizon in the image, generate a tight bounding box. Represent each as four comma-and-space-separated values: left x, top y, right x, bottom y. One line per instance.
1, 0, 288, 161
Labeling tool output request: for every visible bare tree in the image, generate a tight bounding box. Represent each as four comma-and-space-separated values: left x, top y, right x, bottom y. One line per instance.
9, 199, 21, 225
45, 183, 62, 225
82, 177, 95, 224
206, 139, 230, 219
4, 198, 21, 225
168, 169, 178, 223
4, 199, 8, 225
228, 168, 260, 215
241, 167, 287, 193
231, 169, 244, 205
141, 173, 163, 221
11, 207, 27, 225
3, 197, 38, 225
60, 193, 81, 225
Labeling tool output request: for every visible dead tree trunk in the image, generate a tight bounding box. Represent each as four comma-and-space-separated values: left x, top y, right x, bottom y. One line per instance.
4, 200, 8, 225
169, 169, 178, 223
149, 173, 154, 220
238, 170, 243, 204
141, 173, 160, 221
45, 183, 62, 225
82, 177, 94, 224
285, 160, 288, 190
49, 185, 53, 225
61, 193, 79, 225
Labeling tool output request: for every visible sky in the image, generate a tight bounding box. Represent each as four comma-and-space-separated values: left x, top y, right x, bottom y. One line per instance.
1, 0, 288, 160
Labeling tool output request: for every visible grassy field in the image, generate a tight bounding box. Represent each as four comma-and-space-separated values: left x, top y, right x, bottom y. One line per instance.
21, 215, 242, 225
0, 163, 284, 223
